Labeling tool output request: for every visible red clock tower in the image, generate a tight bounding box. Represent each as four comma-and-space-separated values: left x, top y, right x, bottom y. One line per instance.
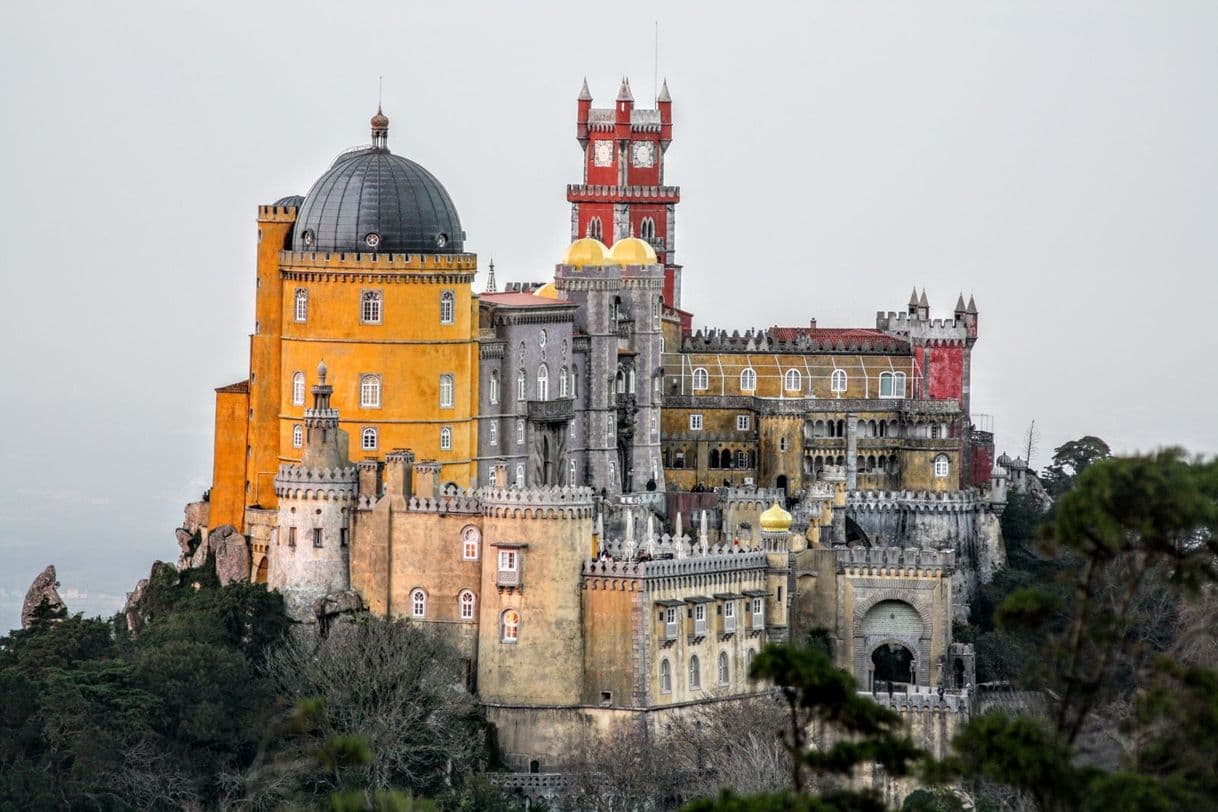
571, 77, 684, 312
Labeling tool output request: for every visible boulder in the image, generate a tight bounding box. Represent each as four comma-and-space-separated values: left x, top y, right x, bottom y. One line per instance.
123, 578, 150, 633
21, 565, 68, 629
314, 589, 364, 620
211, 526, 251, 586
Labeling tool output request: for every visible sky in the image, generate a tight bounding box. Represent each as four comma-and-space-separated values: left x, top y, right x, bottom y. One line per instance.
1, 1, 1216, 631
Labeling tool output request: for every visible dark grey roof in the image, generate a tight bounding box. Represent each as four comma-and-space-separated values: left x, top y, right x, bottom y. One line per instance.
273, 194, 304, 208
293, 148, 464, 254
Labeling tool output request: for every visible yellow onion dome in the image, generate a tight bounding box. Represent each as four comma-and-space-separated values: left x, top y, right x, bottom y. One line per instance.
562, 237, 609, 267
534, 281, 560, 299
759, 501, 793, 533
607, 236, 658, 265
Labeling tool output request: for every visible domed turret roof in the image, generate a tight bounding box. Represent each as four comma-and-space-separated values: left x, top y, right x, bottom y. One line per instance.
562, 237, 609, 267
607, 236, 657, 265
534, 281, 560, 299
759, 501, 793, 533
292, 111, 464, 255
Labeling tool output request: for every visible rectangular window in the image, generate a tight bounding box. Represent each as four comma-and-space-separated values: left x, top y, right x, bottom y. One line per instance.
497, 549, 521, 587
689, 414, 703, 431
751, 597, 765, 630
288, 527, 297, 547
724, 601, 737, 633
361, 290, 383, 324
498, 549, 518, 571
665, 607, 679, 640
340, 528, 348, 547
736, 414, 750, 431
312, 528, 323, 548
694, 604, 707, 637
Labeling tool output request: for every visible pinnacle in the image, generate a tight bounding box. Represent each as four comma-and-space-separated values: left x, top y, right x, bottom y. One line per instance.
966, 295, 977, 314
617, 76, 633, 102
955, 293, 966, 312
578, 77, 592, 101
918, 289, 929, 307
909, 287, 919, 306
658, 78, 671, 102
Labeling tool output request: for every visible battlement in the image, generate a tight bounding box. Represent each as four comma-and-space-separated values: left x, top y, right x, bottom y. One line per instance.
407, 489, 481, 515
836, 545, 955, 573
279, 250, 478, 274
257, 204, 298, 222
874, 311, 973, 343
583, 547, 768, 579
679, 327, 908, 355
480, 486, 596, 519
864, 689, 970, 714
718, 487, 785, 510
274, 463, 359, 499
848, 489, 988, 513
565, 183, 680, 202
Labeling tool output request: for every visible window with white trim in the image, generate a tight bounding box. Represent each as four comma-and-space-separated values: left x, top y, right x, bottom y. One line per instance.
489, 371, 499, 404
439, 374, 454, 408
688, 655, 701, 690
292, 424, 303, 448
692, 367, 709, 390
461, 526, 480, 560
568, 458, 578, 485
292, 371, 306, 405
537, 364, 549, 400
784, 368, 802, 391
718, 651, 730, 685
439, 290, 455, 324
689, 414, 703, 431
751, 597, 765, 629
559, 366, 569, 398
640, 217, 656, 242
879, 371, 906, 398
515, 464, 525, 487
570, 367, 578, 398
361, 427, 377, 450
831, 369, 847, 393
498, 548, 518, 573
360, 375, 381, 408
488, 423, 498, 446
459, 590, 476, 620
501, 608, 520, 642
516, 369, 526, 401
740, 367, 756, 391
660, 658, 672, 694
410, 588, 427, 618
934, 454, 950, 478
361, 290, 383, 324
516, 419, 525, 445
736, 414, 750, 431
440, 427, 452, 451
294, 288, 308, 322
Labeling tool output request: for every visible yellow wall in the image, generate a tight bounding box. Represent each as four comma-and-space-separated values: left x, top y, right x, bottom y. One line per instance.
209, 386, 250, 530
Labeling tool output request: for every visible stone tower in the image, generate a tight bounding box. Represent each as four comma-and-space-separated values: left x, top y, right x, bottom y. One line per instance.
270, 362, 358, 620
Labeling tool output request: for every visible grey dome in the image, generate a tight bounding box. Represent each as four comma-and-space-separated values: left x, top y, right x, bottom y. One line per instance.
293, 147, 464, 254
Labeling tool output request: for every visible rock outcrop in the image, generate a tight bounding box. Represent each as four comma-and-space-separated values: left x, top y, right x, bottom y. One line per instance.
21, 565, 68, 629
211, 525, 251, 587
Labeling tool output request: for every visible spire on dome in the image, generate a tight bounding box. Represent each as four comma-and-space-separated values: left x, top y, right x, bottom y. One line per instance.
658, 78, 671, 102
617, 76, 633, 102
370, 105, 389, 150
578, 77, 592, 101
485, 258, 497, 293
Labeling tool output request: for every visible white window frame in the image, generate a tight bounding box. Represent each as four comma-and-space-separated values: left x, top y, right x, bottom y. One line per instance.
360, 375, 381, 408
692, 367, 709, 390
724, 601, 736, 633
559, 366, 569, 398
784, 368, 802, 392
459, 590, 476, 620
688, 655, 701, 690
515, 463, 525, 487
831, 368, 847, 393
292, 424, 303, 448
501, 609, 520, 642
361, 427, 377, 450
736, 414, 750, 431
439, 374, 454, 408
568, 458, 578, 485
516, 419, 525, 445
689, 414, 703, 431
537, 364, 549, 401
740, 367, 756, 392
294, 288, 308, 322
439, 290, 455, 325
361, 289, 383, 324
516, 369, 527, 401
292, 371, 306, 405
489, 371, 499, 404
410, 588, 427, 619
462, 527, 480, 560
440, 426, 452, 451
694, 604, 707, 636
498, 549, 518, 573
660, 658, 672, 694
751, 597, 765, 630
934, 454, 951, 478
489, 423, 498, 446
718, 651, 730, 685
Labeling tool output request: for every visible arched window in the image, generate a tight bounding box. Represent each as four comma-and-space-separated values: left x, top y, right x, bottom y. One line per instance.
516, 369, 527, 401
515, 463, 525, 487
879, 371, 906, 398
360, 375, 381, 408
653, 296, 661, 324
410, 588, 427, 618
292, 424, 303, 448
568, 458, 578, 485
439, 290, 455, 324
439, 374, 454, 408
515, 419, 525, 445
440, 427, 452, 451
294, 288, 308, 322
292, 371, 306, 405
361, 290, 383, 324
570, 367, 578, 398
688, 655, 701, 690
747, 649, 757, 675
587, 216, 603, 240
537, 364, 549, 400
488, 423, 498, 446
501, 609, 520, 642
784, 368, 802, 391
660, 658, 672, 694
559, 366, 569, 398
489, 371, 499, 404
831, 369, 847, 393
640, 217, 656, 242
361, 427, 377, 450
462, 526, 480, 560
459, 590, 476, 620
709, 449, 720, 469
934, 454, 950, 478
718, 651, 730, 685
740, 367, 757, 391
692, 367, 709, 390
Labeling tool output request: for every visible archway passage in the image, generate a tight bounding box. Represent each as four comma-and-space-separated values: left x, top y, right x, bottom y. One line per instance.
872, 642, 914, 686
844, 517, 871, 547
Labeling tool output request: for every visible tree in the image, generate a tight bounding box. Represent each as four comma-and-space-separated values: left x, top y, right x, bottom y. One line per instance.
1040, 435, 1111, 496
1022, 421, 1039, 468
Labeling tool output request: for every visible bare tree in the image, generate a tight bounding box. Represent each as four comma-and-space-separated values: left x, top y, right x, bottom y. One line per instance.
1022, 420, 1039, 467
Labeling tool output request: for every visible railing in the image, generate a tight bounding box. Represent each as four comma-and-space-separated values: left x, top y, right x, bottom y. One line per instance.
527, 398, 574, 423
497, 569, 520, 588
665, 621, 679, 641
751, 612, 765, 631
724, 615, 737, 634
694, 617, 707, 637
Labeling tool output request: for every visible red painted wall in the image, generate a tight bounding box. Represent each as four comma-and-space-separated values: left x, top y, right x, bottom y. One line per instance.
969, 437, 994, 489
927, 345, 964, 400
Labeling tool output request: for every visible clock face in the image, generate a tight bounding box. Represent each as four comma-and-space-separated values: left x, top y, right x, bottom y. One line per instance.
593, 140, 614, 167
631, 141, 656, 168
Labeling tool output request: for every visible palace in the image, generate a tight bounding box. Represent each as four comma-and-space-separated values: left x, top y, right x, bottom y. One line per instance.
197, 77, 1007, 782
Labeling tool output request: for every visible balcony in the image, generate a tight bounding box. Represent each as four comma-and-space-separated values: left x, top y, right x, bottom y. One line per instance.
527, 398, 574, 423
693, 617, 707, 637
497, 569, 520, 588
723, 615, 737, 634
665, 621, 679, 641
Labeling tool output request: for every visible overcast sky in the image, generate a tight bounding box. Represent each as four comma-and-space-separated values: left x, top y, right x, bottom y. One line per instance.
2, 1, 1215, 631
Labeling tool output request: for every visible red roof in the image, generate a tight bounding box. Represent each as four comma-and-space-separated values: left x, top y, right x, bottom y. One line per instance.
768, 326, 891, 342
215, 380, 250, 394
479, 292, 571, 308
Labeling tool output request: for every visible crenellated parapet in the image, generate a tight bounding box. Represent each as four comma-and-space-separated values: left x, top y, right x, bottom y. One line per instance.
584, 547, 767, 578
874, 312, 972, 345
480, 486, 596, 520
836, 545, 954, 574
274, 464, 359, 500
848, 489, 988, 514
679, 327, 908, 355
407, 489, 481, 515
718, 487, 785, 511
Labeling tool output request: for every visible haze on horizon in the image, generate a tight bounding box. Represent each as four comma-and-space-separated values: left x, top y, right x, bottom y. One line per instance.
2, 1, 1215, 631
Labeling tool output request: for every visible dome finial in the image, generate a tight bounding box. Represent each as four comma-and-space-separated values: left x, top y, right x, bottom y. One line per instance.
317, 359, 328, 384
371, 80, 389, 150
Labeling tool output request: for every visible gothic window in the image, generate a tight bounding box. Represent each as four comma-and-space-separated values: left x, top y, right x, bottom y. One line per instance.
361, 427, 377, 450
718, 651, 730, 685
831, 369, 847, 393
313, 528, 323, 548
459, 590, 476, 620
461, 526, 480, 560
360, 375, 381, 408
689, 414, 703, 431
410, 588, 427, 619
640, 217, 656, 242
439, 374, 454, 408
784, 368, 802, 391
288, 526, 296, 547
934, 454, 950, 478
653, 296, 661, 324
537, 364, 549, 401
361, 290, 383, 324
568, 458, 578, 485
501, 609, 520, 642
440, 427, 452, 451
489, 371, 499, 404
740, 367, 757, 391
292, 424, 303, 448
439, 290, 455, 324
692, 367, 709, 390
879, 371, 906, 398
516, 369, 527, 401
736, 414, 750, 431
709, 449, 720, 469
294, 288, 308, 322
587, 216, 603, 240
688, 655, 701, 690
292, 371, 306, 405
660, 658, 672, 694
615, 368, 626, 394
515, 463, 525, 487
516, 419, 525, 445
559, 366, 569, 398
571, 367, 578, 398
489, 423, 498, 446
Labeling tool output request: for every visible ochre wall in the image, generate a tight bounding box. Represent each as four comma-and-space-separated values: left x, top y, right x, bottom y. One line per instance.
664, 351, 917, 399
209, 387, 250, 530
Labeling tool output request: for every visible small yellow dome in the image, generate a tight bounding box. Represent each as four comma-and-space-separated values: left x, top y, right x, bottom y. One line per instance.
607, 236, 658, 265
534, 281, 560, 299
562, 237, 609, 267
759, 501, 793, 533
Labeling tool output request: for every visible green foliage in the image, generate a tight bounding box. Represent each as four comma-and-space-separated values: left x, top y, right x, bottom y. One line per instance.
899, 787, 966, 812
1041, 435, 1111, 497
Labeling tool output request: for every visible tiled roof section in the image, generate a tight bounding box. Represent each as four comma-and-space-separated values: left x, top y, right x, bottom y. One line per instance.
480, 292, 573, 308
682, 327, 909, 354
769, 326, 893, 343
216, 380, 250, 394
